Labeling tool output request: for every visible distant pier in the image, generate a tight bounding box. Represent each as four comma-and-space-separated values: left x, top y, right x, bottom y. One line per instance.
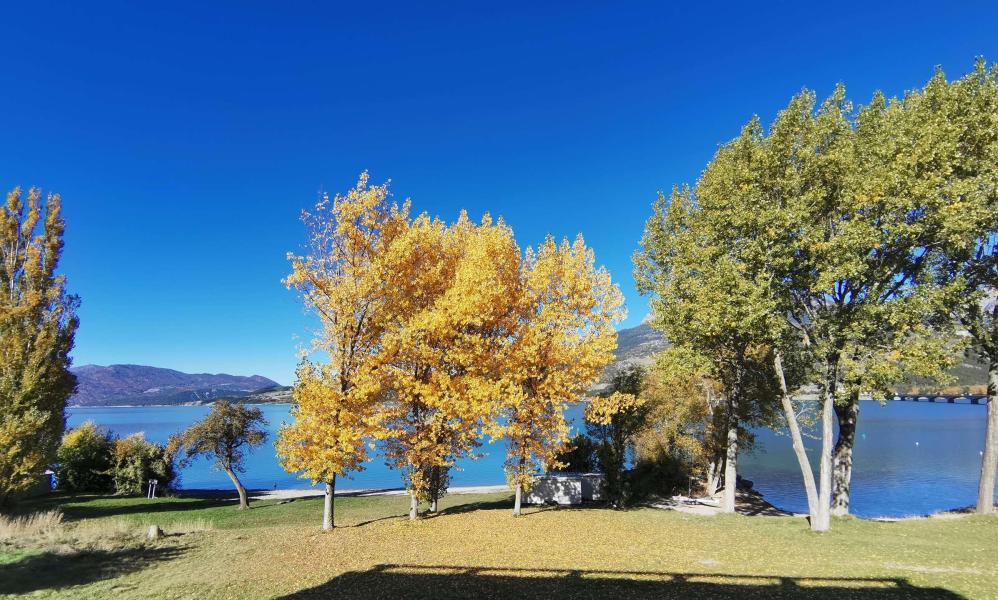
892, 394, 988, 405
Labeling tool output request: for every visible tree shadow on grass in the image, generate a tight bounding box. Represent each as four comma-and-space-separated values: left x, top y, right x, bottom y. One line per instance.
25, 492, 298, 521
275, 564, 965, 599
0, 543, 188, 595
345, 515, 403, 528
431, 496, 613, 519
345, 497, 517, 526
57, 498, 236, 520
431, 497, 515, 517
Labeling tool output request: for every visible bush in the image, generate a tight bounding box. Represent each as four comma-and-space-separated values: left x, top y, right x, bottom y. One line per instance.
627, 448, 692, 502
55, 421, 114, 493
55, 423, 176, 496
111, 433, 176, 495
555, 434, 597, 472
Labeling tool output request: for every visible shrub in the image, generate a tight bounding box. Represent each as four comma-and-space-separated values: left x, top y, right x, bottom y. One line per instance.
555, 434, 597, 472
627, 447, 692, 502
111, 433, 176, 495
55, 421, 114, 493
586, 368, 649, 507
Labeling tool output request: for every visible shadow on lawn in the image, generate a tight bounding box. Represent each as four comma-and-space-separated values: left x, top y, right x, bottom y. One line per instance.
0, 544, 188, 595
57, 497, 235, 520
275, 564, 965, 599
431, 497, 615, 519
27, 492, 300, 521
431, 497, 515, 517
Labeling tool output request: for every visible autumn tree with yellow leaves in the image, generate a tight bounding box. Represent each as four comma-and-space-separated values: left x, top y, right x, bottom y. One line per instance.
374, 212, 522, 519
282, 173, 623, 522
0, 188, 79, 508
278, 174, 408, 529
500, 236, 623, 516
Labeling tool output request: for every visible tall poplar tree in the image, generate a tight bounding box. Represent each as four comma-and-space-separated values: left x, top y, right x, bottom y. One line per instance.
0, 187, 78, 507
499, 236, 623, 516
375, 212, 521, 520
278, 174, 408, 529
929, 60, 998, 513
635, 182, 783, 514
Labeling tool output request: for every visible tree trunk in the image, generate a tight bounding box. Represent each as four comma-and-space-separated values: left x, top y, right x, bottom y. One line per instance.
721, 393, 739, 513
409, 491, 418, 520
831, 390, 860, 517
774, 350, 818, 520
428, 465, 440, 513
224, 467, 249, 510
812, 356, 838, 532
613, 421, 628, 507
977, 359, 998, 514
322, 476, 336, 530
513, 453, 526, 516
705, 455, 722, 496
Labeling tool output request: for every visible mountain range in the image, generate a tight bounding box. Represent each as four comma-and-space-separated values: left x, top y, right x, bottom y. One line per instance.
606, 323, 989, 394
70, 364, 281, 407
68, 321, 985, 406
596, 321, 670, 388
69, 323, 667, 407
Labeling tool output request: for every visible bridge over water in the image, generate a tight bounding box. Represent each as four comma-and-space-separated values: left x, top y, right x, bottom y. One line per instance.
892, 394, 989, 405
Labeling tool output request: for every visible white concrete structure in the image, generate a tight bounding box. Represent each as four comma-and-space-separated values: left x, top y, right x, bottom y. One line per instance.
524, 472, 605, 505
525, 474, 581, 505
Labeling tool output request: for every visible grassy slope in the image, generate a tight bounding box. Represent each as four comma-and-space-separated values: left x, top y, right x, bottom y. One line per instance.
2, 493, 997, 599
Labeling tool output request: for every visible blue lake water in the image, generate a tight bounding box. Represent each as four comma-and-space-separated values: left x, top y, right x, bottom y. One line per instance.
67, 400, 996, 518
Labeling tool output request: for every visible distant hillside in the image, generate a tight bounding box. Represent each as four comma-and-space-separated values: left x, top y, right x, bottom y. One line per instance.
597, 321, 670, 389
601, 323, 988, 395
70, 364, 280, 407
898, 348, 989, 395
224, 385, 293, 405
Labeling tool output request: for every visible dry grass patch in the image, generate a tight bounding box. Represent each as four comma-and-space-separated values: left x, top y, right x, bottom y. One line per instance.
0, 510, 63, 542
165, 518, 215, 535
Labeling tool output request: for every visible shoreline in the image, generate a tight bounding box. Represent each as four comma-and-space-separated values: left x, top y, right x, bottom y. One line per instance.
174, 486, 991, 522
180, 485, 795, 517
180, 485, 511, 502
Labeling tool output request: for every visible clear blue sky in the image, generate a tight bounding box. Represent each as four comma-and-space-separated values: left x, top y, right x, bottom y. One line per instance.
3, 2, 997, 384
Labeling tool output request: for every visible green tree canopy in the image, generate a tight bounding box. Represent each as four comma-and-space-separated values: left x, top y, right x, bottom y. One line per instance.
635, 62, 994, 530
172, 401, 268, 510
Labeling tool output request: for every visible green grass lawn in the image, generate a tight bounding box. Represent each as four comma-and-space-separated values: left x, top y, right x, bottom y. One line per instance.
2, 491, 997, 599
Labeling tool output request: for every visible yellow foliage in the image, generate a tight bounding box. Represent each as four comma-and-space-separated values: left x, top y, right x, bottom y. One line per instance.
278, 362, 373, 484
0, 187, 78, 502
280, 173, 624, 508
500, 236, 624, 490
584, 392, 645, 427
373, 211, 523, 501
278, 173, 406, 487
